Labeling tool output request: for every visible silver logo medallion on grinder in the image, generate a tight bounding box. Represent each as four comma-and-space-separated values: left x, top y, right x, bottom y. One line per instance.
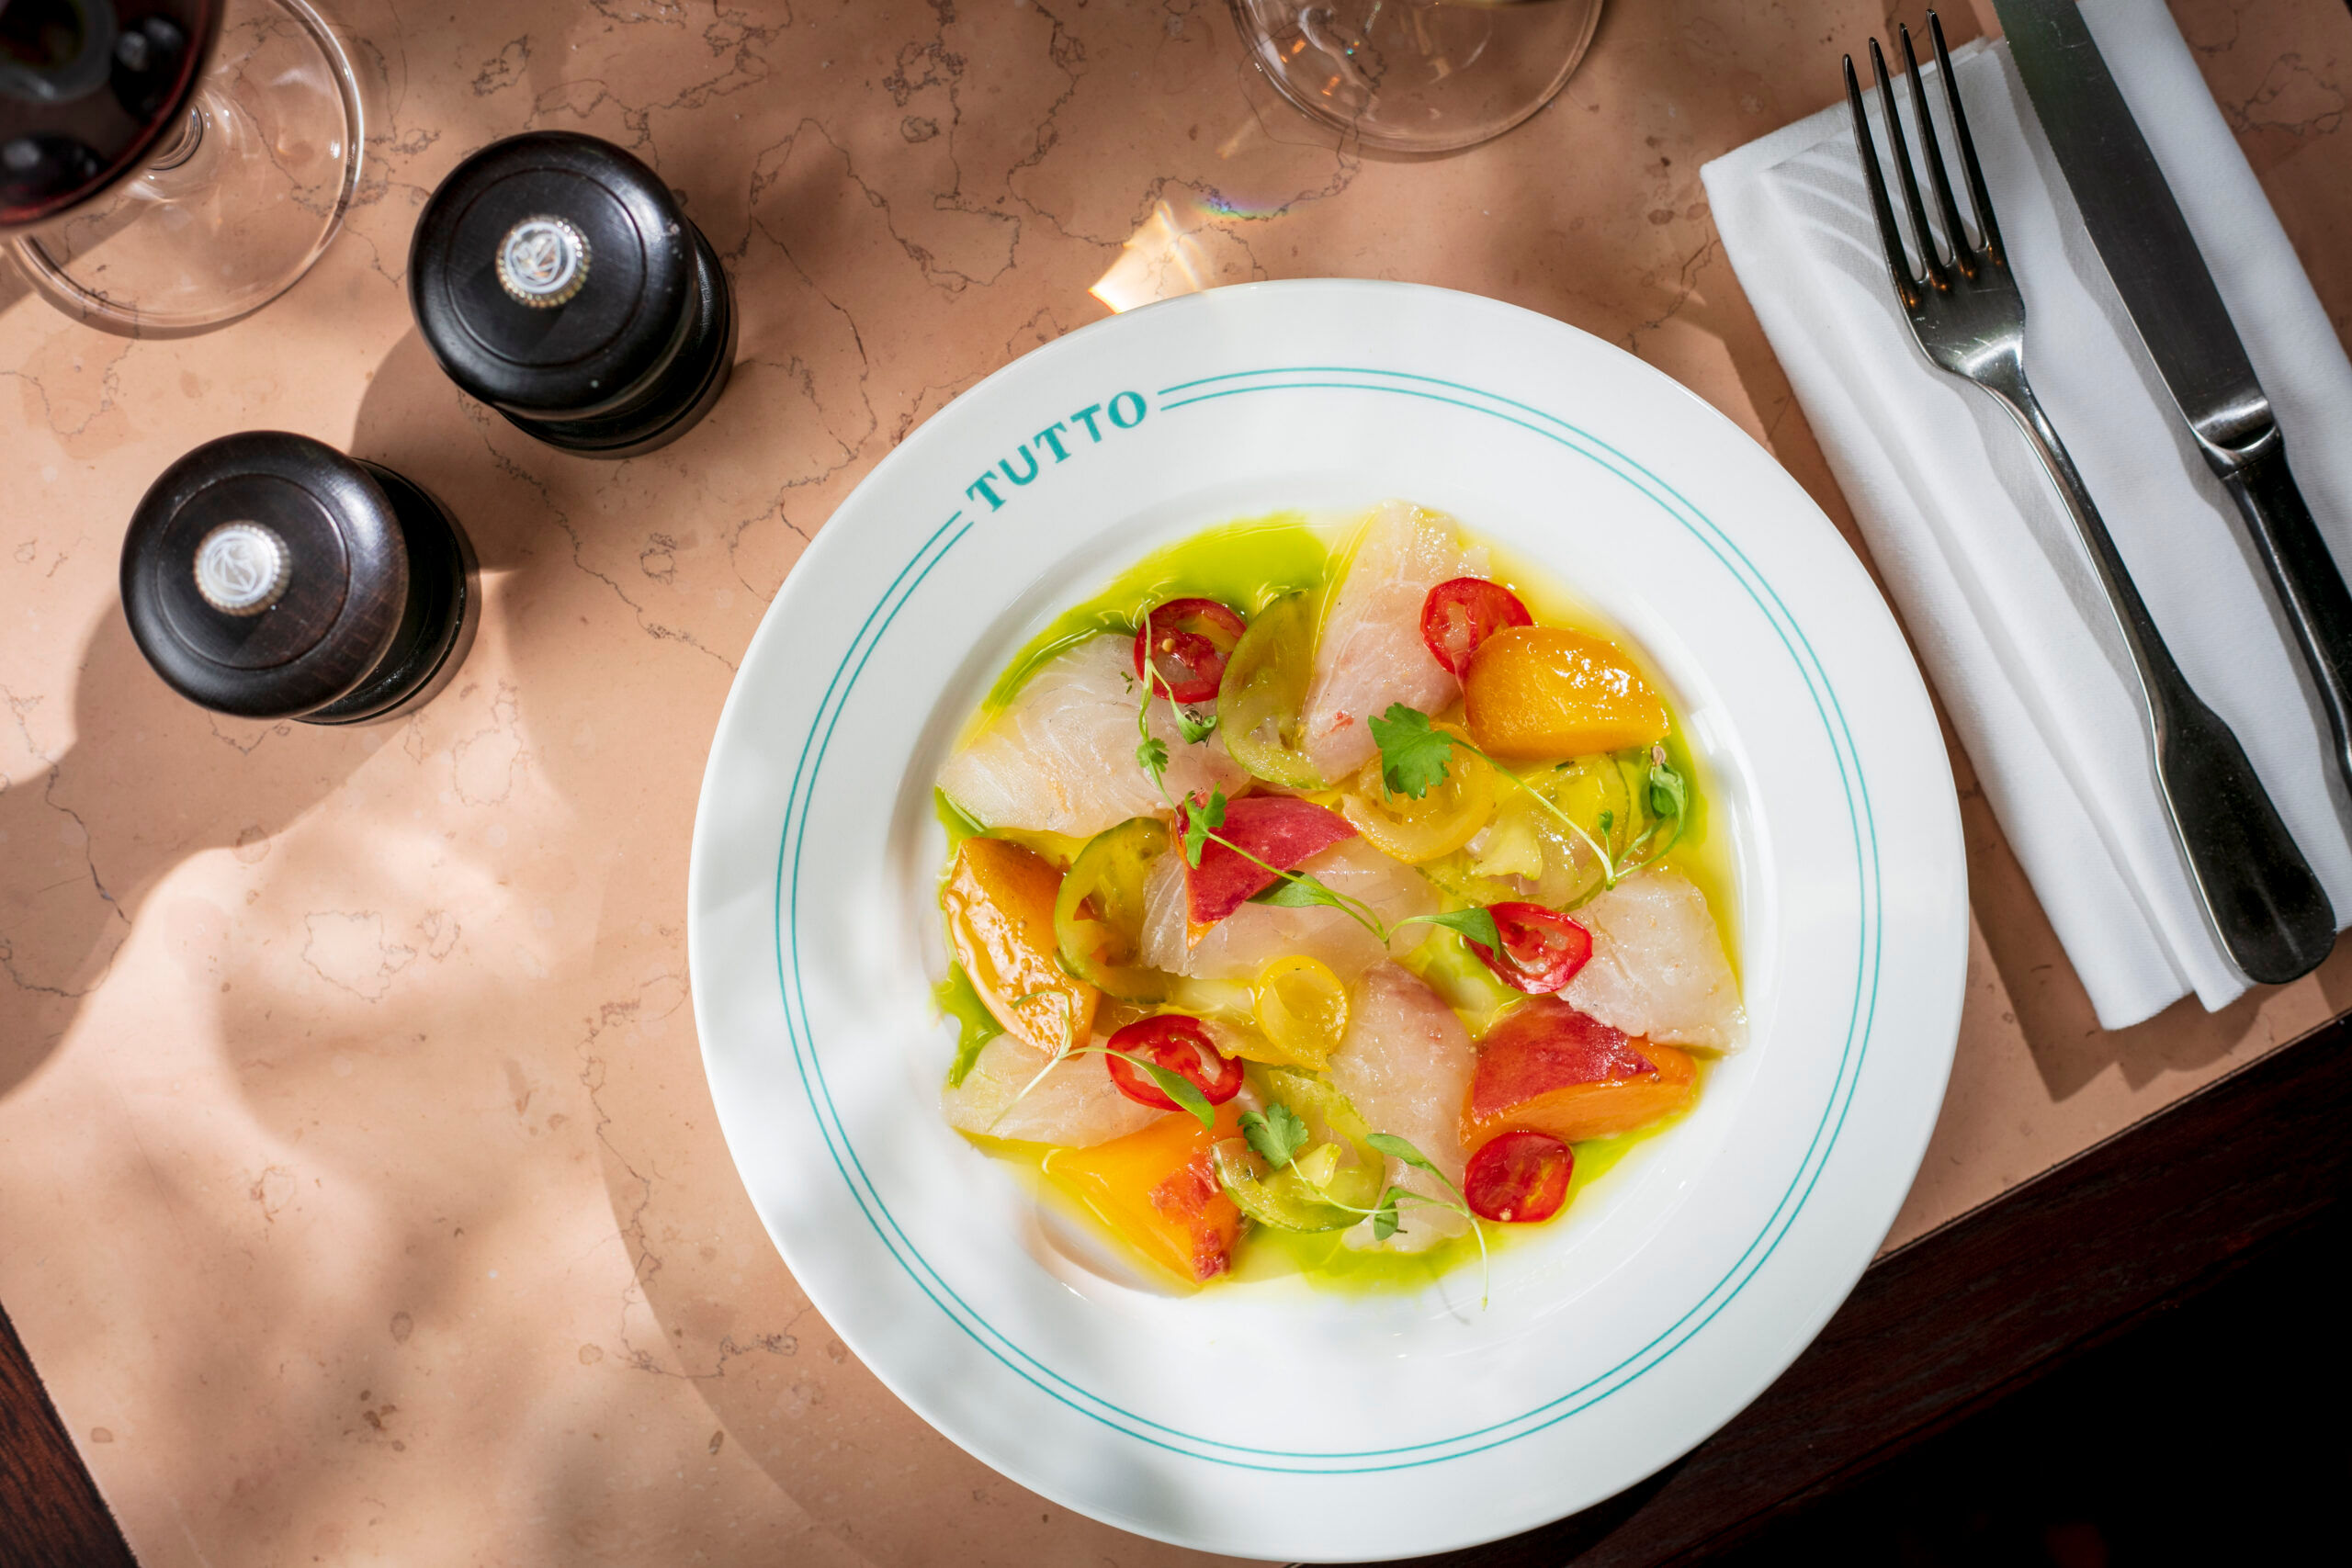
496, 216, 590, 308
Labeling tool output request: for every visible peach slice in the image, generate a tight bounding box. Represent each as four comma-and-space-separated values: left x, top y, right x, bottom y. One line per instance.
1462, 997, 1695, 1150
1044, 1102, 1245, 1284
943, 837, 1098, 1052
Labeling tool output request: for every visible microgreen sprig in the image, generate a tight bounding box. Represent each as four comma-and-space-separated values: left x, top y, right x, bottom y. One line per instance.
989, 988, 1219, 1133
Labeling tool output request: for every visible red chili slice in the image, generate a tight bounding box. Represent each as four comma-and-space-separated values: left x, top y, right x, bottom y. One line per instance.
1421, 577, 1534, 678
1103, 1014, 1245, 1111
1464, 1130, 1574, 1224
1466, 901, 1594, 994
1132, 598, 1249, 705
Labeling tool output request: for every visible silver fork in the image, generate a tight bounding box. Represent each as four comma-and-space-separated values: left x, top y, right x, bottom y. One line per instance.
1846, 13, 2333, 986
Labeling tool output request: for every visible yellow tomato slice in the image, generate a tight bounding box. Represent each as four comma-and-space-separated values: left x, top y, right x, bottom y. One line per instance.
1463, 625, 1668, 761
1340, 737, 1496, 863
1250, 954, 1351, 1071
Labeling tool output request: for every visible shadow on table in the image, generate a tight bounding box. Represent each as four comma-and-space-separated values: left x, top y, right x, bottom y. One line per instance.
324, 321, 1074, 1562
0, 608, 378, 1099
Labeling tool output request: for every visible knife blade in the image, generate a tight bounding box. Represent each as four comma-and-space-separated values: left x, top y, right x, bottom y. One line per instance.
1992, 0, 2352, 802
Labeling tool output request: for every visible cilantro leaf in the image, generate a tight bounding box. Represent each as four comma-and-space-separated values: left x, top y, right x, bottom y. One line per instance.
1597, 808, 1614, 838
1371, 1187, 1403, 1242
1368, 705, 1456, 799
1182, 789, 1227, 869
1239, 1103, 1309, 1168
1404, 906, 1502, 953
1249, 874, 1344, 909
1648, 760, 1687, 818
1136, 736, 1170, 780
1175, 707, 1217, 745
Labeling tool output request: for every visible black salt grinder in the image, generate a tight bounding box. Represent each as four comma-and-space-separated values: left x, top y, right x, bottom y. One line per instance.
121, 432, 479, 725
407, 131, 736, 457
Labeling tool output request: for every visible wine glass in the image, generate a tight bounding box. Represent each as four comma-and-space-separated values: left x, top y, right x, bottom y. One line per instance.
1227, 0, 1604, 153
0, 0, 363, 334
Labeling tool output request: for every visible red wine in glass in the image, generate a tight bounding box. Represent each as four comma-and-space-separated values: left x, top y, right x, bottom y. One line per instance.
1, 0, 363, 333
1, 0, 216, 226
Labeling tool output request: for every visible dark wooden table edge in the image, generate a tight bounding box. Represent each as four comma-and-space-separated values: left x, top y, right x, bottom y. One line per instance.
8, 1014, 2350, 1568
1, 1297, 136, 1568
1375, 1008, 2352, 1568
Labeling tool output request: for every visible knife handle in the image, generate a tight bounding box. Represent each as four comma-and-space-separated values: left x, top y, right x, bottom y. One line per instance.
2221, 436, 2352, 800
1989, 367, 2334, 984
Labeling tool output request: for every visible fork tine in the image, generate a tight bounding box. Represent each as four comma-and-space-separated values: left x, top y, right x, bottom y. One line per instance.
1898, 22, 1972, 265
1868, 36, 1947, 288
1928, 9, 2004, 263
1844, 53, 1920, 310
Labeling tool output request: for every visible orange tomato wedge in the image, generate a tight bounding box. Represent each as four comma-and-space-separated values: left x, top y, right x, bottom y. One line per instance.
942, 837, 1098, 1052
1462, 625, 1668, 761
1044, 1102, 1245, 1284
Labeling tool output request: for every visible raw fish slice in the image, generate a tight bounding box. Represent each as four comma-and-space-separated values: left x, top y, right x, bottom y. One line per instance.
942, 1032, 1165, 1146
1327, 963, 1476, 1253
1301, 502, 1478, 784
1562, 869, 1747, 1051
939, 635, 1247, 838
1139, 839, 1437, 982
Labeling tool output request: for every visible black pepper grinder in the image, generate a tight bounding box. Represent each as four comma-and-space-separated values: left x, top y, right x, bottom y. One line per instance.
121, 432, 479, 725
407, 131, 736, 457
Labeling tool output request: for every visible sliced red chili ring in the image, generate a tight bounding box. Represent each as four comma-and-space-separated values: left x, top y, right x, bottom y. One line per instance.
1466, 901, 1594, 994
1103, 1014, 1245, 1110
1132, 597, 1249, 705
1420, 577, 1533, 678
1464, 1130, 1574, 1223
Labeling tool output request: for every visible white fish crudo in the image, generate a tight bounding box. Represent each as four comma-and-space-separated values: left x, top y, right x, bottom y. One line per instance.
929, 502, 1742, 1295
940, 635, 1246, 839
1302, 501, 1485, 784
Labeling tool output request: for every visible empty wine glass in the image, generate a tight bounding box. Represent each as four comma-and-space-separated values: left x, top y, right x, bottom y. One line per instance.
1227, 0, 1603, 153
1, 0, 363, 334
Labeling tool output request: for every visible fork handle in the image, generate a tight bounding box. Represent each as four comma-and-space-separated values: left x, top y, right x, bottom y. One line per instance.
1989, 369, 2335, 986
2216, 434, 2352, 805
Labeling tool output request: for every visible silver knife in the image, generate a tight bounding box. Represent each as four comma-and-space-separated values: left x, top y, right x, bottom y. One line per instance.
1992, 0, 2352, 802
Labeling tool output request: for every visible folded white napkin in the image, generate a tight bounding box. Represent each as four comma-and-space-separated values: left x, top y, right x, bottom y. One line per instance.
1702, 0, 2352, 1030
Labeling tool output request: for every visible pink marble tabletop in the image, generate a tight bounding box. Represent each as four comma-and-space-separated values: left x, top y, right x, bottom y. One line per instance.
4, 1, 2349, 1562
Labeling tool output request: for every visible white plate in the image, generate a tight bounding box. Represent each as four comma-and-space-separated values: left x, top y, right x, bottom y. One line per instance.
688, 280, 1965, 1562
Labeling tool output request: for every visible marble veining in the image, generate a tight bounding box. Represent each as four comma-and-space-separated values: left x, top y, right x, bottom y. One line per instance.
2, 1, 2346, 1562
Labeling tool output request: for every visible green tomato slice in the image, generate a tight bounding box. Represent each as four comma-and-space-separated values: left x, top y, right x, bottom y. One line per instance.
1254, 1066, 1387, 1211
1216, 592, 1324, 790
1051, 817, 1171, 1000
1210, 1140, 1353, 1232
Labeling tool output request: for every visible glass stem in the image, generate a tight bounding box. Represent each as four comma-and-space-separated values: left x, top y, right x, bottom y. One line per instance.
147, 104, 208, 174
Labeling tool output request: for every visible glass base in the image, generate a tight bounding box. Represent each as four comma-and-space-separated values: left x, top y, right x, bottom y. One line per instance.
10, 0, 364, 335
1228, 0, 1603, 153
